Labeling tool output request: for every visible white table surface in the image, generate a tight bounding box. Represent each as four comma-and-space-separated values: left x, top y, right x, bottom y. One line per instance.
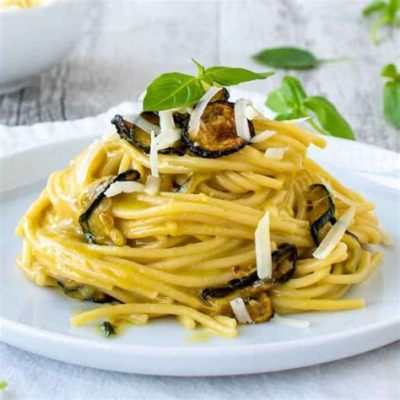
0, 0, 399, 399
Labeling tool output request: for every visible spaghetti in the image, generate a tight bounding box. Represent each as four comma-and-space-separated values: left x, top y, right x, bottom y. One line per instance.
16, 92, 385, 338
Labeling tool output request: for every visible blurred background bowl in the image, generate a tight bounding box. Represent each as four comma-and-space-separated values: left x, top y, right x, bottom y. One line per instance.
0, 0, 89, 94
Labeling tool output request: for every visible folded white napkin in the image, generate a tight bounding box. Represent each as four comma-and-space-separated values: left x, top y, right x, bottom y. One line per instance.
0, 101, 137, 157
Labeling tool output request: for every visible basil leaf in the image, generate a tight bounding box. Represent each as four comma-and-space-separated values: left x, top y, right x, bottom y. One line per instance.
143, 72, 205, 111
385, 0, 400, 21
381, 63, 399, 79
266, 76, 307, 117
362, 1, 386, 16
253, 47, 320, 70
281, 76, 307, 103
304, 96, 356, 140
191, 58, 206, 79
266, 89, 295, 116
383, 81, 400, 129
275, 112, 305, 121
204, 66, 273, 86
362, 0, 400, 43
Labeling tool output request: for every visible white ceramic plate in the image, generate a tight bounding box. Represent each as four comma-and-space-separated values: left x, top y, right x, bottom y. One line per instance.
0, 136, 399, 376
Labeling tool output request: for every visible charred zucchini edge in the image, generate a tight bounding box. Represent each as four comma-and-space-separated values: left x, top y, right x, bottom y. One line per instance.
202, 243, 297, 299
181, 101, 253, 159
78, 169, 140, 244
308, 183, 336, 245
111, 114, 186, 156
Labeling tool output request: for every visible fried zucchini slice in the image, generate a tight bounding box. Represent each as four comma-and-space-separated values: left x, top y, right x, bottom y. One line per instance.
111, 113, 185, 155
182, 101, 253, 158
305, 184, 336, 245
246, 292, 273, 323
202, 243, 297, 300
210, 87, 230, 102
78, 169, 140, 244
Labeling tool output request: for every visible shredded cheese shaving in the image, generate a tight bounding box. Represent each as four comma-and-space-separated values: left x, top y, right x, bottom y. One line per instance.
157, 110, 181, 150
144, 175, 161, 195
189, 87, 221, 137
313, 206, 356, 260
255, 210, 272, 279
234, 99, 252, 141
149, 130, 159, 178
131, 114, 160, 135
246, 103, 267, 120
264, 147, 288, 160
250, 129, 276, 143
105, 181, 145, 197
230, 297, 252, 324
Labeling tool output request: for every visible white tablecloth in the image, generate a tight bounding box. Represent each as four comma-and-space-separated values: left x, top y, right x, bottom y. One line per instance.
1, 105, 399, 400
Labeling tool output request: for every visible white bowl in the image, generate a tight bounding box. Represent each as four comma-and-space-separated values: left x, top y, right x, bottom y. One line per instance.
0, 0, 89, 94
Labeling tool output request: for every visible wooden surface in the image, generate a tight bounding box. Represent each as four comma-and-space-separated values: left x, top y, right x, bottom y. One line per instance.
0, 0, 399, 153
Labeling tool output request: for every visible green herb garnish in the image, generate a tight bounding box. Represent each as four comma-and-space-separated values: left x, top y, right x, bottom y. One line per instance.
100, 321, 115, 337
266, 76, 356, 140
201, 66, 272, 86
381, 63, 400, 129
362, 0, 400, 43
252, 47, 347, 70
253, 47, 320, 70
0, 381, 7, 391
143, 59, 273, 111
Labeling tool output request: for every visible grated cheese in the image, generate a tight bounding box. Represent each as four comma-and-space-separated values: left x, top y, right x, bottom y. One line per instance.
234, 99, 252, 141
255, 210, 272, 279
250, 130, 276, 143
131, 114, 160, 135
245, 103, 266, 120
230, 297, 252, 324
157, 110, 181, 150
105, 181, 145, 197
313, 206, 356, 260
265, 147, 288, 160
149, 130, 159, 178
189, 86, 221, 137
144, 175, 161, 195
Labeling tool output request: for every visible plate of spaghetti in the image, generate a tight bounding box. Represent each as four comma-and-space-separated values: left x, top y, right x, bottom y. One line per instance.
0, 76, 399, 376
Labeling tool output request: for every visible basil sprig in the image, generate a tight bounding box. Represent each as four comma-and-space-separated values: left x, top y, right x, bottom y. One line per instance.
252, 47, 347, 70
362, 0, 400, 43
266, 76, 356, 140
143, 60, 273, 111
381, 63, 400, 130
143, 73, 204, 112
253, 47, 321, 70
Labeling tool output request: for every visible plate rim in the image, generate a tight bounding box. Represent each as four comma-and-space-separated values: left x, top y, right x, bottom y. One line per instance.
2, 313, 400, 354
1, 134, 399, 375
